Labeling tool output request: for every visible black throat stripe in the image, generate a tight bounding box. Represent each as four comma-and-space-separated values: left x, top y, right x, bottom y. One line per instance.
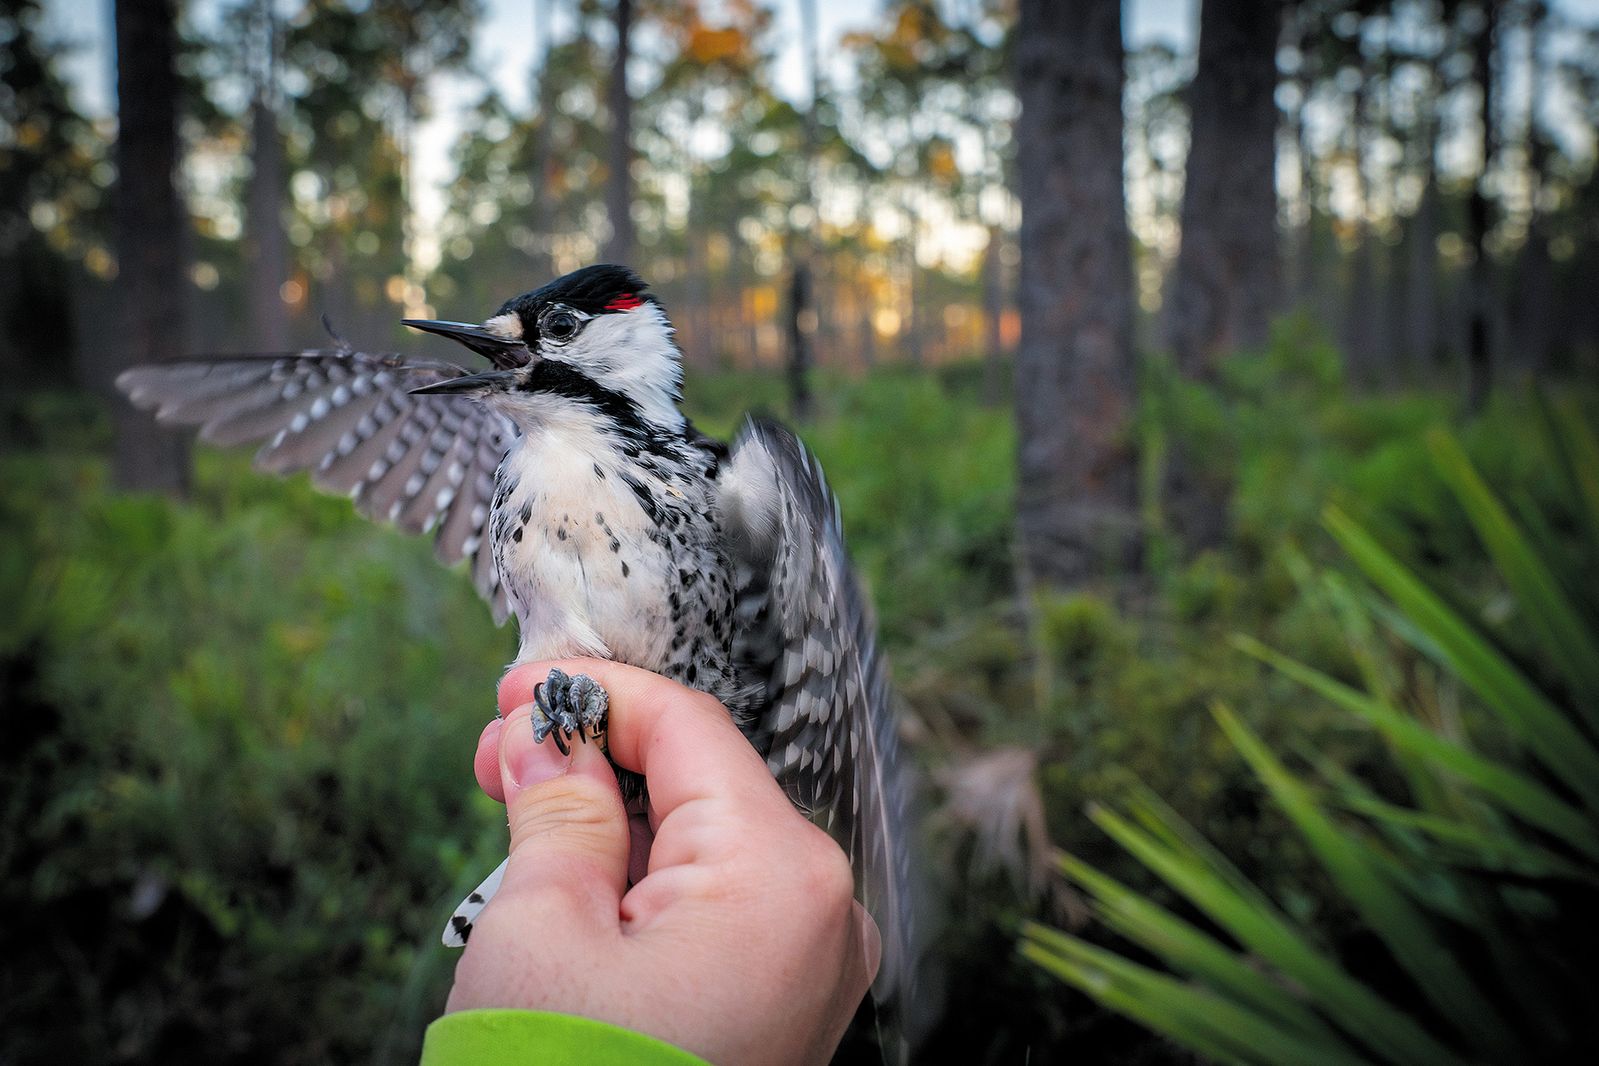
521, 361, 653, 439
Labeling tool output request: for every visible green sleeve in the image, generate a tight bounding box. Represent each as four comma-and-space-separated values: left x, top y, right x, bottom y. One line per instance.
420, 1009, 712, 1066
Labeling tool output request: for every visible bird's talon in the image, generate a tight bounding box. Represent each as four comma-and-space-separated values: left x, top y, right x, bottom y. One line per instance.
528, 668, 609, 756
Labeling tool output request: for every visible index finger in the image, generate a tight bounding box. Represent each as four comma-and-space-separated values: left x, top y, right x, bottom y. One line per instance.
498, 659, 790, 821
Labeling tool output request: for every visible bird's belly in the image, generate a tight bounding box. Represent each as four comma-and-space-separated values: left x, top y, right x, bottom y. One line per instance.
499, 504, 676, 669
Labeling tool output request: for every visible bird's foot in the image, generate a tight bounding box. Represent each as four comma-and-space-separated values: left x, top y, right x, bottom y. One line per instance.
531, 668, 609, 756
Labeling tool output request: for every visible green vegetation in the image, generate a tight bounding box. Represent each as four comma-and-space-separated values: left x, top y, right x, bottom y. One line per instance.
1023, 404, 1599, 1063
1, 335, 1591, 1062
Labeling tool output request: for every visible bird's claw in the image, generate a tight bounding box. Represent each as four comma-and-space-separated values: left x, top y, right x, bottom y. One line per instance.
531, 668, 609, 756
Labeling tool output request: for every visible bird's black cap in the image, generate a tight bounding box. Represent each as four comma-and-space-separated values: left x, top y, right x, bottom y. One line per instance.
496, 264, 651, 319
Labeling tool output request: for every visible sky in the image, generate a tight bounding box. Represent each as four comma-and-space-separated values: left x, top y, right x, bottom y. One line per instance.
47, 0, 1201, 119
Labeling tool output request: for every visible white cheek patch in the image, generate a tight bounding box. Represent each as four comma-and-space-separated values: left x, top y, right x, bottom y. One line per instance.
549, 305, 685, 430
483, 313, 523, 340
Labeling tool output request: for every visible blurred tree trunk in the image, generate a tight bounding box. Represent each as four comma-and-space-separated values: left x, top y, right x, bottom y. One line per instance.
243, 0, 286, 350
903, 186, 924, 366
602, 0, 635, 265
785, 0, 819, 420
859, 313, 876, 369
245, 91, 289, 350
1374, 30, 1403, 386
1013, 0, 1139, 588
1407, 58, 1443, 375
786, 257, 813, 416
1344, 51, 1378, 386
1405, 181, 1442, 376
1290, 23, 1318, 309
1465, 0, 1500, 413
111, 0, 190, 494
981, 224, 1005, 405
1510, 0, 1553, 377
0, 0, 84, 395
1163, 0, 1281, 375
526, 0, 555, 280
1161, 0, 1280, 552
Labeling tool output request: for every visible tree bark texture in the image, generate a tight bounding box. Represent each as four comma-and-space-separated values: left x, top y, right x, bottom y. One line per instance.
1466, 0, 1500, 412
246, 93, 289, 350
1012, 0, 1140, 588
786, 260, 814, 420
1163, 0, 1282, 376
1160, 0, 1281, 553
112, 0, 190, 493
602, 0, 636, 265
526, 0, 556, 280
981, 225, 1005, 405
785, 0, 820, 421
1343, 70, 1379, 385
1510, 0, 1552, 377
1406, 117, 1442, 372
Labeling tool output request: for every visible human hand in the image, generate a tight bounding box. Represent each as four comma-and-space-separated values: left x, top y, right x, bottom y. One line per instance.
446, 658, 881, 1066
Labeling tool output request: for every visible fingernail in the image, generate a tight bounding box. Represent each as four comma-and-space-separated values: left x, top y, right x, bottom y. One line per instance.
504, 703, 571, 789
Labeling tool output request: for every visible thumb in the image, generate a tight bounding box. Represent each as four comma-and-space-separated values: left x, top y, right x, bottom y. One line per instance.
497, 702, 631, 927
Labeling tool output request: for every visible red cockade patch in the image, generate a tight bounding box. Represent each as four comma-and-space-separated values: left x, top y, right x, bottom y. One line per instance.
604, 293, 644, 311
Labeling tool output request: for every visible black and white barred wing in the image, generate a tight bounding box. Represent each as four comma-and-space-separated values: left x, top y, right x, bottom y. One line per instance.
117, 352, 517, 621
721, 417, 920, 1026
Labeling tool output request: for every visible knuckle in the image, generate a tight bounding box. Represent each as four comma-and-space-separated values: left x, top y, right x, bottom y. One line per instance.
509, 776, 621, 848
681, 686, 730, 720
795, 829, 855, 906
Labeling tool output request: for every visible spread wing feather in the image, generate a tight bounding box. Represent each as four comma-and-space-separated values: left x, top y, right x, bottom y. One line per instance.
117, 352, 516, 622
722, 417, 920, 1055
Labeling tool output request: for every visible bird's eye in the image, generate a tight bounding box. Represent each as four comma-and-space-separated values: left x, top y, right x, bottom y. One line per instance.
544, 310, 580, 343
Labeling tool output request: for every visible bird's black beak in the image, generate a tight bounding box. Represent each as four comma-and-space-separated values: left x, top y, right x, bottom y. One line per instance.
409, 369, 517, 396
402, 319, 528, 369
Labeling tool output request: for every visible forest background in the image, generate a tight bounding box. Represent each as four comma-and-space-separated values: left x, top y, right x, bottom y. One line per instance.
3, 0, 1597, 1062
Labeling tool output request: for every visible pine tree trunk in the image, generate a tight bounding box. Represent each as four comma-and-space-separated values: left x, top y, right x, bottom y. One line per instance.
602, 0, 635, 265
1013, 0, 1139, 588
1163, 0, 1281, 375
1407, 98, 1442, 374
1344, 70, 1378, 386
785, 0, 820, 420
111, 0, 190, 494
1291, 42, 1317, 309
1160, 0, 1280, 552
1512, 0, 1553, 377
1466, 0, 1500, 413
786, 260, 813, 418
981, 225, 1005, 405
246, 92, 289, 350
903, 186, 923, 367
526, 0, 556, 280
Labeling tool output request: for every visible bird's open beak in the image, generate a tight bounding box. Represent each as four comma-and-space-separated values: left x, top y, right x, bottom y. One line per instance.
409, 369, 517, 396
402, 319, 528, 368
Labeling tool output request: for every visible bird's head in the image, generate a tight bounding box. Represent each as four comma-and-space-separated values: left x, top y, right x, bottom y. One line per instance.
404, 264, 684, 432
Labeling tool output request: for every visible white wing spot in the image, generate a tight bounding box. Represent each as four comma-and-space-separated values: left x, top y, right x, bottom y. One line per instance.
776, 700, 799, 731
